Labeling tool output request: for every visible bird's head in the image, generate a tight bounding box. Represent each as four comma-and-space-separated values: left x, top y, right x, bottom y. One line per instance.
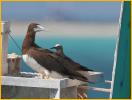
50, 44, 63, 50
27, 23, 45, 33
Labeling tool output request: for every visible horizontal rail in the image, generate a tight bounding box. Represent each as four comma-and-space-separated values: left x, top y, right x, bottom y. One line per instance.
1, 76, 86, 89
105, 80, 112, 84
79, 86, 111, 93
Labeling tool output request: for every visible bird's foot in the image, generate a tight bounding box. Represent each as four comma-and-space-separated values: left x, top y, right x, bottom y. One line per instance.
77, 93, 87, 99
43, 75, 50, 79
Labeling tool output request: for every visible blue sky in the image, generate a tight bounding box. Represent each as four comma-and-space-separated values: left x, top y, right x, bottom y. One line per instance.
2, 2, 121, 22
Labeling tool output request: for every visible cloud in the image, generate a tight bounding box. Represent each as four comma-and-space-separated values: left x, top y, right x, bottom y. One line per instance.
10, 21, 119, 38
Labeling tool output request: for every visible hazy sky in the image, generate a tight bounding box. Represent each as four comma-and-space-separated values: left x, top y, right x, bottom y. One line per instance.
2, 2, 121, 38
2, 2, 121, 22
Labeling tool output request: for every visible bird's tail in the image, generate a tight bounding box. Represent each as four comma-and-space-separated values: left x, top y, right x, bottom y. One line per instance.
79, 65, 93, 71
70, 75, 88, 82
68, 71, 91, 83
69, 75, 94, 83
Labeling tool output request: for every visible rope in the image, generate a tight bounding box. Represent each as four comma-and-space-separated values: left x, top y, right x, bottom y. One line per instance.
8, 31, 22, 55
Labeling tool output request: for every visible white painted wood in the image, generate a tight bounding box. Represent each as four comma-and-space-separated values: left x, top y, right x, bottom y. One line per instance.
79, 86, 111, 93
2, 76, 61, 89
49, 89, 58, 98
8, 53, 21, 59
54, 88, 60, 98
8, 53, 22, 75
1, 21, 10, 75
1, 21, 10, 33
1, 76, 80, 98
105, 80, 112, 84
60, 86, 77, 98
2, 70, 104, 88
78, 71, 104, 83
1, 71, 104, 99
1, 76, 87, 89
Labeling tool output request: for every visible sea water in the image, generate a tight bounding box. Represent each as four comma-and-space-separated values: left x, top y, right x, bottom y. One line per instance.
8, 36, 116, 98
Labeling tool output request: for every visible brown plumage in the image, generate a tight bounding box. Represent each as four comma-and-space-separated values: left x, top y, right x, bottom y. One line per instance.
51, 44, 93, 71
22, 23, 89, 82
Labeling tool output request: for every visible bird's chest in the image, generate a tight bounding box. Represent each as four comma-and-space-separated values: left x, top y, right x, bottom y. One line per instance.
22, 54, 50, 75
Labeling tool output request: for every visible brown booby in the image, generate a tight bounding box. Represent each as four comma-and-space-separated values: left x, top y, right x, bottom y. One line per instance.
51, 44, 93, 71
22, 23, 89, 82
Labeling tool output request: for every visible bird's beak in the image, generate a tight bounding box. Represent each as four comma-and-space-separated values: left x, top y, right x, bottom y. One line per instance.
35, 25, 46, 32
50, 47, 56, 49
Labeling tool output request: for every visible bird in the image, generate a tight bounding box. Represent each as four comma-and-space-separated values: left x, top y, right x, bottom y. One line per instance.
22, 23, 90, 82
50, 44, 93, 71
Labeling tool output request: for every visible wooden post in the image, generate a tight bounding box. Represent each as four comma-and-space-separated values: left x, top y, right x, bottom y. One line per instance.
7, 53, 21, 75
1, 76, 80, 98
1, 21, 10, 75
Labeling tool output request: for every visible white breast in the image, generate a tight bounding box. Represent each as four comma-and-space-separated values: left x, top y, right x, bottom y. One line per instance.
22, 54, 50, 76
22, 54, 68, 79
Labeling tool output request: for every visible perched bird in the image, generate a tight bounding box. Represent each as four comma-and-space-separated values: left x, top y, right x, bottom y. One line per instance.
51, 44, 93, 71
22, 23, 89, 82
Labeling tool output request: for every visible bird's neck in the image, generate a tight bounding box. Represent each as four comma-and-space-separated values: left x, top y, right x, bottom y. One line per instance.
22, 32, 36, 54
57, 48, 64, 57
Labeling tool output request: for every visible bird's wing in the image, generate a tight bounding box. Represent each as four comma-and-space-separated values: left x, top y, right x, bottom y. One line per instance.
65, 55, 93, 71
33, 43, 41, 48
33, 44, 53, 53
27, 47, 88, 82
